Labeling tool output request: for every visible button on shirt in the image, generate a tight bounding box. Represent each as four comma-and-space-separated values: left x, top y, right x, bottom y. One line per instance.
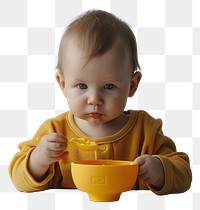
94, 144, 113, 159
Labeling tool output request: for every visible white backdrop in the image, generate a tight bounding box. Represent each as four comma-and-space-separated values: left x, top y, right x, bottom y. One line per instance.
0, 0, 199, 209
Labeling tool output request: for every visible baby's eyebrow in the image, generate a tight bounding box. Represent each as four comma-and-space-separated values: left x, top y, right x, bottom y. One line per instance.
102, 79, 122, 83
72, 77, 122, 85
73, 77, 87, 82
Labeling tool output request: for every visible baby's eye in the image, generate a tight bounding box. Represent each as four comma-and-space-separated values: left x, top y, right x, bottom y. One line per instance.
77, 83, 88, 89
104, 84, 114, 90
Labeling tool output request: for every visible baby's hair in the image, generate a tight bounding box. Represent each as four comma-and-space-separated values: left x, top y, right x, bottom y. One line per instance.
57, 10, 140, 74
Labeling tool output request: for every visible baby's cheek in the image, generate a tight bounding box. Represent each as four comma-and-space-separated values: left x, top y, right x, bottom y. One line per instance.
68, 100, 83, 114
109, 98, 126, 113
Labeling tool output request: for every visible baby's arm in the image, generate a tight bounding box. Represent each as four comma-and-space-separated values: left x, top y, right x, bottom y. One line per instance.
9, 117, 70, 192
134, 140, 192, 194
134, 155, 164, 189
28, 133, 68, 181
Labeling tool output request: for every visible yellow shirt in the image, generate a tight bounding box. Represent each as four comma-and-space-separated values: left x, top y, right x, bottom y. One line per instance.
9, 110, 192, 195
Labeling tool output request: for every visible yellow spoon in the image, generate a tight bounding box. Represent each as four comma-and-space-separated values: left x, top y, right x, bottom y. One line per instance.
35, 137, 98, 151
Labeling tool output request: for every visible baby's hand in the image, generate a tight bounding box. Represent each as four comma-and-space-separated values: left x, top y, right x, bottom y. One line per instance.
134, 155, 164, 189
28, 133, 67, 181
34, 133, 68, 167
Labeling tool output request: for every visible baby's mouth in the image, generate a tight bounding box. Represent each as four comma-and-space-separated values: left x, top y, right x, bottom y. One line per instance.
88, 112, 102, 119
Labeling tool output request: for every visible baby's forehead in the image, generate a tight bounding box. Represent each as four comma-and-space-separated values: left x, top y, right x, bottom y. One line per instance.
62, 37, 132, 78
65, 36, 130, 60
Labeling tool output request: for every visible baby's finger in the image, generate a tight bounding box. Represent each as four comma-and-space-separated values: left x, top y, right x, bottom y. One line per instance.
48, 141, 67, 151
134, 156, 146, 166
48, 150, 67, 158
138, 164, 148, 176
139, 174, 151, 184
48, 133, 67, 143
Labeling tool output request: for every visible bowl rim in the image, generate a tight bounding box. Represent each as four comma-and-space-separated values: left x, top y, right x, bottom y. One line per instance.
71, 159, 138, 167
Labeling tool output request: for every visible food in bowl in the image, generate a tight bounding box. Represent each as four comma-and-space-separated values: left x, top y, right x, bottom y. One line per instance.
71, 160, 138, 202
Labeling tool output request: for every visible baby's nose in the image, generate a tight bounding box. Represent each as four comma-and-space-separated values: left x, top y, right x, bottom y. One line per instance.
87, 91, 103, 106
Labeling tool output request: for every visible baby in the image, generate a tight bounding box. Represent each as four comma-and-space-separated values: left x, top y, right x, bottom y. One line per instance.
9, 10, 192, 195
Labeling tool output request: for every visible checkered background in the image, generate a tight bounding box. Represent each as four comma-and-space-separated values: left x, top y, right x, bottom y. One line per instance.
0, 0, 199, 209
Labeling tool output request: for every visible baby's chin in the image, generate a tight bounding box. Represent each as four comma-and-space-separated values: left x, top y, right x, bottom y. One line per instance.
84, 117, 106, 126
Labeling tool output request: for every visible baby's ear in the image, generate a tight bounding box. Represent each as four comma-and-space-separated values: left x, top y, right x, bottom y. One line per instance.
56, 71, 65, 90
129, 71, 142, 97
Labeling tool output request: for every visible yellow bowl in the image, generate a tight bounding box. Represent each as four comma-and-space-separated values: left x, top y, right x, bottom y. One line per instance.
71, 160, 138, 202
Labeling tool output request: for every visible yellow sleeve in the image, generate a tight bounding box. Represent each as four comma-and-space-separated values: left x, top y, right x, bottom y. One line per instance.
149, 152, 192, 195
135, 111, 192, 195
9, 148, 55, 192
8, 119, 56, 192
150, 126, 192, 195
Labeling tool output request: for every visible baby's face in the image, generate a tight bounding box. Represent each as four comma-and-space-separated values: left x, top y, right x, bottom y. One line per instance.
60, 38, 135, 126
